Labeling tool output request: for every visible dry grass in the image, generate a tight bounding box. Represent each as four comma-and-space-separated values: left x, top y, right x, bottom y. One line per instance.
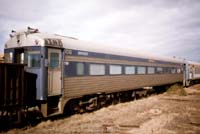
167, 84, 187, 96
6, 84, 200, 134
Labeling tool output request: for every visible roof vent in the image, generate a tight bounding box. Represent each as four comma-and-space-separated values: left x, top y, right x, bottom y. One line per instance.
27, 26, 39, 33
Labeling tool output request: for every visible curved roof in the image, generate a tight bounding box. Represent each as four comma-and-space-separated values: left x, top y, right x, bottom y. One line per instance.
187, 61, 200, 66
5, 30, 184, 64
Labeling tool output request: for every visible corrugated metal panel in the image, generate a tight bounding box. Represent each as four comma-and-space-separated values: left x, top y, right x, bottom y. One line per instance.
63, 74, 183, 98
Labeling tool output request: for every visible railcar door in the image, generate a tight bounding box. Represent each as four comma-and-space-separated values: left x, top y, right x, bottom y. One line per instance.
48, 48, 62, 96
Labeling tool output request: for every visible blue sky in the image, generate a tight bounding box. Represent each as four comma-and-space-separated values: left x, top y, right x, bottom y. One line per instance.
0, 0, 200, 61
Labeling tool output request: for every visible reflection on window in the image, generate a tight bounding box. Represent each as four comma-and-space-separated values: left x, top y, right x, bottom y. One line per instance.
177, 68, 182, 74
76, 63, 84, 75
125, 66, 135, 74
50, 53, 59, 68
28, 53, 40, 68
137, 66, 146, 74
171, 68, 176, 74
165, 68, 171, 74
195, 67, 200, 74
109, 65, 122, 75
4, 52, 13, 63
156, 67, 163, 74
89, 64, 105, 75
20, 53, 24, 64
147, 67, 155, 74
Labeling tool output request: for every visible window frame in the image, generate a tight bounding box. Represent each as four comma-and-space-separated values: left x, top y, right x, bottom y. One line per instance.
156, 67, 163, 74
26, 51, 41, 68
125, 65, 136, 75
109, 64, 122, 75
76, 62, 85, 76
49, 52, 60, 69
137, 66, 146, 75
89, 63, 106, 76
147, 66, 155, 74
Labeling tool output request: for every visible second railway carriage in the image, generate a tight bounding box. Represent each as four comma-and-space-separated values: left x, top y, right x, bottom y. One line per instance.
4, 27, 184, 117
184, 61, 200, 86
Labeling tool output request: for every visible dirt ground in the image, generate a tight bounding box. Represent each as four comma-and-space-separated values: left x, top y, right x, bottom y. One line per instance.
6, 84, 200, 134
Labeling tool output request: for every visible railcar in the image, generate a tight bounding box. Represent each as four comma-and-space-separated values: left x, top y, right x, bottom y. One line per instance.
3, 27, 184, 117
184, 61, 200, 86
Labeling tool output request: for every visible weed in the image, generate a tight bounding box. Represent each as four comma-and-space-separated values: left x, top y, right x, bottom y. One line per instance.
167, 84, 187, 96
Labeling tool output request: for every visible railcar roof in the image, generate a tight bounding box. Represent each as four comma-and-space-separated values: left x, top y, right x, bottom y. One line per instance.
5, 31, 184, 64
187, 61, 200, 66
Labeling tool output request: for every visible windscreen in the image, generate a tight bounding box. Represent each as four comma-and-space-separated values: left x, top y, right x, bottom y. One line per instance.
25, 51, 41, 68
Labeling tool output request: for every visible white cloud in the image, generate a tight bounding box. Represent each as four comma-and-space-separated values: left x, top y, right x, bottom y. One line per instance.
0, 0, 200, 61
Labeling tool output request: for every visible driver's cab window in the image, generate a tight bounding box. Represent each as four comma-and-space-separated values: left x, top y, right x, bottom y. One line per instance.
4, 52, 13, 63
25, 51, 41, 68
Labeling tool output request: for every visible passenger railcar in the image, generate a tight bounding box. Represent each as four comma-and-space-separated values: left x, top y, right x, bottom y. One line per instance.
3, 27, 185, 117
184, 61, 200, 86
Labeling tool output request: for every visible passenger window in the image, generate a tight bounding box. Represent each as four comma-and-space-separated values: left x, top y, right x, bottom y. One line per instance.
177, 68, 181, 74
76, 62, 84, 75
125, 66, 135, 74
89, 64, 105, 75
195, 67, 200, 74
109, 65, 122, 75
156, 67, 163, 74
147, 67, 155, 74
171, 68, 176, 74
166, 68, 171, 74
137, 66, 146, 74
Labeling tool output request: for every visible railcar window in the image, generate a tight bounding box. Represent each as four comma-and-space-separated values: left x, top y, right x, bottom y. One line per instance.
137, 66, 146, 74
89, 64, 105, 75
147, 67, 155, 74
20, 53, 24, 64
195, 67, 200, 74
4, 52, 13, 63
27, 52, 41, 68
125, 66, 135, 74
76, 62, 84, 75
50, 53, 60, 68
177, 68, 181, 74
171, 68, 176, 74
156, 67, 163, 74
165, 68, 171, 74
109, 65, 122, 75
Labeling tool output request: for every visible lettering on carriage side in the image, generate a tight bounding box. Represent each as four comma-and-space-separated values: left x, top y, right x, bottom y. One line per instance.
77, 51, 88, 56
44, 38, 63, 48
65, 49, 72, 55
148, 59, 155, 63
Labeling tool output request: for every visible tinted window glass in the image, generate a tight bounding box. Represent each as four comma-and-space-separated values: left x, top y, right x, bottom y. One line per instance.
125, 66, 135, 74
171, 68, 176, 74
177, 68, 181, 74
147, 67, 155, 74
89, 64, 105, 75
50, 53, 59, 68
76, 62, 84, 75
28, 53, 40, 68
4, 52, 13, 63
109, 65, 122, 75
137, 66, 146, 74
156, 67, 163, 74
